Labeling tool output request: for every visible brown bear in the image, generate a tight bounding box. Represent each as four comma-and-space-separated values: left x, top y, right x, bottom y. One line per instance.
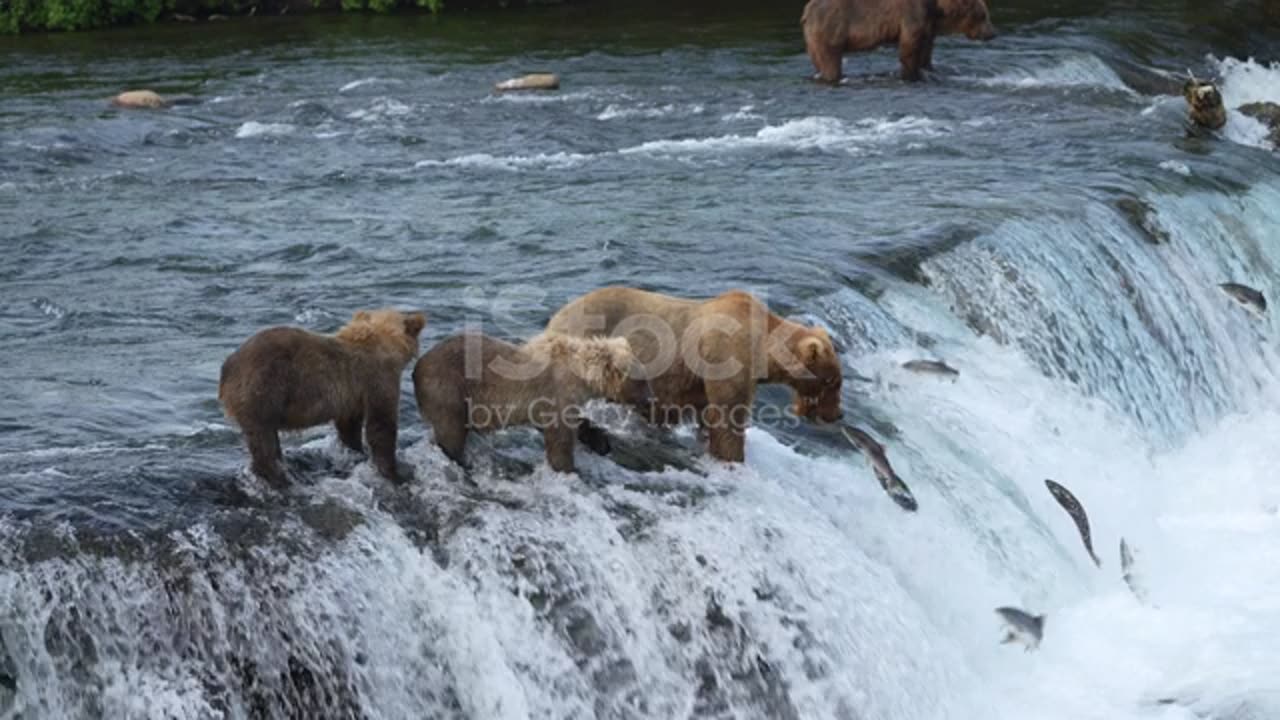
544, 287, 844, 464
1183, 78, 1226, 131
801, 0, 996, 83
412, 331, 653, 474
218, 308, 426, 487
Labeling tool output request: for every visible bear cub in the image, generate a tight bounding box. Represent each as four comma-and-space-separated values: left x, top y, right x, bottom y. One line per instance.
219, 308, 426, 487
412, 331, 653, 474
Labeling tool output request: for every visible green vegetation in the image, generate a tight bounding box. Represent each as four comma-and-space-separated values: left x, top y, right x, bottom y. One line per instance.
0, 0, 443, 33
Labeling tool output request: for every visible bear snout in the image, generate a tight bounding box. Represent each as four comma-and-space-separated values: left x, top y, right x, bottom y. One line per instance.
970, 22, 996, 41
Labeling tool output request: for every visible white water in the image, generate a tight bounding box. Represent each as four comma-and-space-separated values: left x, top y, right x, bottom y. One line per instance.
233, 121, 296, 139
415, 115, 949, 171
974, 52, 1133, 94
1213, 56, 1280, 150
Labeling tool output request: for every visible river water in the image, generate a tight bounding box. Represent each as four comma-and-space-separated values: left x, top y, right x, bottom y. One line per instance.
2, 1, 1280, 717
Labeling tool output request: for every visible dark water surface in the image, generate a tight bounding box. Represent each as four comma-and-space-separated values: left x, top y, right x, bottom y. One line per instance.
2, 1, 1280, 717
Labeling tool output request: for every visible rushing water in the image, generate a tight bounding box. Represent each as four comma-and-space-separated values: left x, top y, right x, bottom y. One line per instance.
2, 0, 1280, 717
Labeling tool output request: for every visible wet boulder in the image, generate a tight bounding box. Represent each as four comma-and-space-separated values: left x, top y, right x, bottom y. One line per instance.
1238, 101, 1280, 146
494, 73, 560, 92
111, 89, 169, 109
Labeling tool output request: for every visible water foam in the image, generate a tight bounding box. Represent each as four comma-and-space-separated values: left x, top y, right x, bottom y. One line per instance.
720, 105, 764, 122
619, 115, 946, 157
233, 121, 295, 139
1212, 56, 1280, 150
481, 90, 602, 106
414, 151, 592, 171
338, 77, 404, 93
346, 98, 413, 122
976, 53, 1132, 93
595, 103, 704, 121
415, 116, 944, 171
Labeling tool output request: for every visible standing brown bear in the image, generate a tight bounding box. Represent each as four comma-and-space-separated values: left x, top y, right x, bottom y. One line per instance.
218, 308, 427, 487
545, 287, 844, 464
412, 331, 653, 474
801, 0, 996, 83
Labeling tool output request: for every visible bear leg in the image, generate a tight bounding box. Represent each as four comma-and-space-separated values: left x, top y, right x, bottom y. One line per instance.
705, 422, 746, 463
898, 31, 927, 82
432, 414, 470, 469
245, 427, 287, 488
364, 411, 406, 483
810, 43, 844, 84
577, 420, 612, 456
919, 34, 936, 71
335, 414, 365, 454
702, 381, 750, 463
543, 425, 577, 474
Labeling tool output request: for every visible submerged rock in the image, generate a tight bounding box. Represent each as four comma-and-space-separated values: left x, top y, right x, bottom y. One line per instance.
1238, 101, 1280, 125
494, 73, 560, 92
1238, 101, 1280, 147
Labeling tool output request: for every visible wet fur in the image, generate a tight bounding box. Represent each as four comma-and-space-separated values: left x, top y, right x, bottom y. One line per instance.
218, 309, 426, 487
1183, 79, 1226, 130
801, 0, 995, 83
545, 287, 843, 463
412, 332, 651, 474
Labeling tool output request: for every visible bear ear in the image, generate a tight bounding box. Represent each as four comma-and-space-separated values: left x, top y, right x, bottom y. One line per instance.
608, 337, 634, 362
797, 335, 826, 364
403, 312, 427, 338
352, 310, 372, 323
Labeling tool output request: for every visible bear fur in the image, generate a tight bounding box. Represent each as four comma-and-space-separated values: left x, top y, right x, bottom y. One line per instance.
801, 0, 996, 83
1183, 78, 1226, 131
218, 308, 426, 487
544, 287, 844, 463
412, 331, 653, 474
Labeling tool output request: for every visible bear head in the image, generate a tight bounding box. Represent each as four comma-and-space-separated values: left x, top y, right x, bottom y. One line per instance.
335, 308, 427, 366
939, 0, 996, 41
787, 328, 844, 423
1183, 79, 1226, 130
530, 333, 655, 409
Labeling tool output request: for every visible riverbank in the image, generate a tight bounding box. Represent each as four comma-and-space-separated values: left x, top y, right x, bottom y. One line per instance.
5, 0, 1280, 51
0, 0, 582, 34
